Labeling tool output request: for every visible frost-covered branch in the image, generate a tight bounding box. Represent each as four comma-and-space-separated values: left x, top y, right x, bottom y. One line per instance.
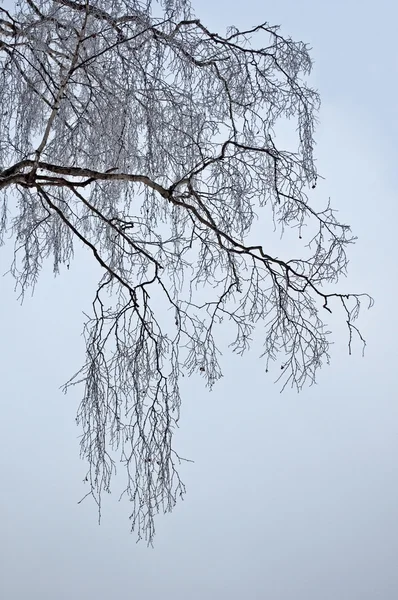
0, 0, 371, 544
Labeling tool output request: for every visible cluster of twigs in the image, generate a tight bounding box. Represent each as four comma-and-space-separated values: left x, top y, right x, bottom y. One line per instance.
0, 0, 371, 543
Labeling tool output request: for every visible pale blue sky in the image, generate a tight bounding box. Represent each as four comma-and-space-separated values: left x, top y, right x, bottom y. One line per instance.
1, 1, 397, 598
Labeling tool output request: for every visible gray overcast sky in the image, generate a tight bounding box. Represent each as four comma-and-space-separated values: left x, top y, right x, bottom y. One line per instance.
1, 0, 397, 598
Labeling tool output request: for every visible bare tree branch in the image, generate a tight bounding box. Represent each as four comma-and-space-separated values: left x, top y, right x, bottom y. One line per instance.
0, 0, 372, 544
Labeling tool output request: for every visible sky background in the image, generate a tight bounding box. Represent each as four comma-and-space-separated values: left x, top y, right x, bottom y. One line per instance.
1, 0, 397, 598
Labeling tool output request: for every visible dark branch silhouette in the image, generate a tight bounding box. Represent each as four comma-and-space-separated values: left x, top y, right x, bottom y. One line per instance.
0, 0, 372, 544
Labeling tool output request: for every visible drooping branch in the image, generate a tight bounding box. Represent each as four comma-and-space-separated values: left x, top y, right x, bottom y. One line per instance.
0, 0, 371, 544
